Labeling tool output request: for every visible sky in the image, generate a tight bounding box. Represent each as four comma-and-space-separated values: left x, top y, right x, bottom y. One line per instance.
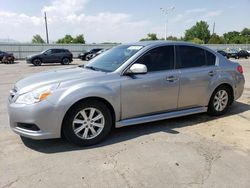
0, 0, 250, 43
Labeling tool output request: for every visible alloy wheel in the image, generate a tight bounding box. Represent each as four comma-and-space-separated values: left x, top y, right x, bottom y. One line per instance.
72, 108, 105, 140
213, 90, 228, 112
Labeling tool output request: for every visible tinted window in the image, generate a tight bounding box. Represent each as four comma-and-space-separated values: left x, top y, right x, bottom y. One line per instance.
51, 49, 62, 53
177, 46, 206, 68
136, 46, 174, 72
206, 51, 216, 66
45, 49, 52, 54
91, 49, 101, 53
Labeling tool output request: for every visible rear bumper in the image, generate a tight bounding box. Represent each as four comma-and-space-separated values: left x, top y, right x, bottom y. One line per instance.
234, 74, 245, 100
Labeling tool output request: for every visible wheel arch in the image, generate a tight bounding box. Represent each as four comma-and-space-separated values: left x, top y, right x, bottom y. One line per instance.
209, 83, 234, 105
32, 57, 42, 63
61, 96, 116, 137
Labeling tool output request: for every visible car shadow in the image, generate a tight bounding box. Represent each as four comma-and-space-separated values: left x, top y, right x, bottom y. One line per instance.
0, 61, 20, 64
21, 101, 250, 154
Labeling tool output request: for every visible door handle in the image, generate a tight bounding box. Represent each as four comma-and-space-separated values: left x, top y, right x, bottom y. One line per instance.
166, 76, 178, 82
208, 71, 216, 77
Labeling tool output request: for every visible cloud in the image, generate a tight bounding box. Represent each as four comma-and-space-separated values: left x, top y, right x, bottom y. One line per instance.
186, 8, 206, 14
0, 0, 151, 43
203, 10, 223, 18
42, 0, 88, 15
171, 9, 222, 25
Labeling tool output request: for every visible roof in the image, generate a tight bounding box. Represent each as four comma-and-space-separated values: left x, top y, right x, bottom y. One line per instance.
126, 40, 198, 47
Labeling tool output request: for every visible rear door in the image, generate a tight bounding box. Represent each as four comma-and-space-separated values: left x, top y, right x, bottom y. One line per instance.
121, 45, 180, 119
52, 49, 63, 62
176, 45, 217, 108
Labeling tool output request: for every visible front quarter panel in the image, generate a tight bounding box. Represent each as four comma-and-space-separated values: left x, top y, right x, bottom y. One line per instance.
46, 76, 121, 127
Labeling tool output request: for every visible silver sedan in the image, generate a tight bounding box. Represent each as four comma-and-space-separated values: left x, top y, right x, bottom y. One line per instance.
8, 41, 245, 146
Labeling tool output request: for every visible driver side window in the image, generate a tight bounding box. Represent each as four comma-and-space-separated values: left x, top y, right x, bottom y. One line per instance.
135, 46, 174, 72
45, 49, 52, 54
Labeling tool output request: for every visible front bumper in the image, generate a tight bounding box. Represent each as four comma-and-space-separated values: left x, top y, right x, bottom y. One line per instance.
8, 100, 63, 139
26, 59, 32, 64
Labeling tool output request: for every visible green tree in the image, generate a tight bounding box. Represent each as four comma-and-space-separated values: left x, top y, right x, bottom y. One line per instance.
223, 31, 242, 44
57, 35, 74, 44
241, 28, 250, 44
32, 34, 45, 43
208, 34, 225, 44
140, 33, 159, 41
184, 21, 211, 43
72, 34, 85, 44
191, 38, 204, 44
57, 34, 86, 44
166, 36, 179, 41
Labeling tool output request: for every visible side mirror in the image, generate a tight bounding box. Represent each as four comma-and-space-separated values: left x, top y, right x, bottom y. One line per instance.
127, 63, 147, 74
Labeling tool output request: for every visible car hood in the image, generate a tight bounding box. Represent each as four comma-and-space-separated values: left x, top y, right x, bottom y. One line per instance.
15, 67, 106, 94
26, 53, 41, 59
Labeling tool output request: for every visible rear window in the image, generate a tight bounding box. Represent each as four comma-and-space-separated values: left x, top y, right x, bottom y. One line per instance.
177, 46, 206, 68
206, 51, 216, 66
62, 49, 69, 53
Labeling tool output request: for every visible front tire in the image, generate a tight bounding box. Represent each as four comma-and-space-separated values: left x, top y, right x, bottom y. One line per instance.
207, 86, 233, 116
32, 58, 42, 66
62, 100, 112, 146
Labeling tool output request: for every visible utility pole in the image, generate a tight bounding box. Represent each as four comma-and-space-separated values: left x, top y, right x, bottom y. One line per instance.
160, 7, 175, 40
212, 22, 215, 35
44, 12, 49, 44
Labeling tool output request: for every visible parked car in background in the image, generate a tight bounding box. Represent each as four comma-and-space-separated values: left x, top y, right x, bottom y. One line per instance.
227, 49, 239, 59
85, 49, 109, 61
0, 51, 15, 64
237, 50, 249, 59
8, 41, 245, 146
78, 48, 103, 60
26, 49, 73, 66
217, 50, 230, 59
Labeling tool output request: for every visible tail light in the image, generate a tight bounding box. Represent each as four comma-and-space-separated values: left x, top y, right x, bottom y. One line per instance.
237, 65, 243, 74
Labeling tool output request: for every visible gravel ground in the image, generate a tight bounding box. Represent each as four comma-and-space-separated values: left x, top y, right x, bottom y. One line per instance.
0, 59, 250, 188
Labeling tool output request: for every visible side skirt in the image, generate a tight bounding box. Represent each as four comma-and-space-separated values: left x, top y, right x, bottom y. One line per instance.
116, 107, 207, 128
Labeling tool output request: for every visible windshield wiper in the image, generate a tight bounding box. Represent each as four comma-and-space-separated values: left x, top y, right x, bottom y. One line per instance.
85, 66, 98, 71
85, 65, 111, 72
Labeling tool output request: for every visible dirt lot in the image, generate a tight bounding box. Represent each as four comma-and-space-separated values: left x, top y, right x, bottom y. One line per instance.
1, 59, 250, 188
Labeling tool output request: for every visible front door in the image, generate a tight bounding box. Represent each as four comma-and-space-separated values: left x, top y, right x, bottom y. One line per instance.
121, 45, 180, 119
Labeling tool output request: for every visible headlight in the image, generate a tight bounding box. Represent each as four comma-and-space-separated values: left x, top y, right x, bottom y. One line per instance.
15, 84, 59, 105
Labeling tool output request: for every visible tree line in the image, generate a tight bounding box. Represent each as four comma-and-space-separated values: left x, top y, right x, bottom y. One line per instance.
32, 34, 85, 44
32, 20, 250, 44
140, 21, 250, 44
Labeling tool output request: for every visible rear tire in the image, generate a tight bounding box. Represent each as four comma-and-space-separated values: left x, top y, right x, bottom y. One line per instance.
207, 86, 233, 116
62, 100, 112, 146
32, 58, 42, 66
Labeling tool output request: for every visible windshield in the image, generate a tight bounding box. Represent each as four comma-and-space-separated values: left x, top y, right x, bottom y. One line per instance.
85, 45, 144, 72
